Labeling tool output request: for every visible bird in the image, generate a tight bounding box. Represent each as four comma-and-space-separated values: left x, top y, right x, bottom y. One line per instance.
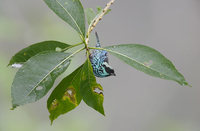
89, 32, 116, 77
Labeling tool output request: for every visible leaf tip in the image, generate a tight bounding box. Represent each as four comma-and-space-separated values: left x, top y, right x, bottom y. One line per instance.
7, 63, 11, 67
49, 116, 55, 125
186, 83, 192, 88
102, 111, 106, 116
50, 120, 53, 126
7, 59, 13, 67
180, 81, 192, 87
97, 108, 105, 116
10, 105, 17, 110
10, 107, 15, 110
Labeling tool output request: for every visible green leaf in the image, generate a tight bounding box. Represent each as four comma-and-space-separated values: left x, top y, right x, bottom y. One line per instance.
44, 0, 85, 37
105, 44, 188, 86
47, 65, 83, 123
8, 41, 70, 66
11, 51, 71, 109
85, 8, 96, 25
97, 7, 102, 14
80, 57, 105, 115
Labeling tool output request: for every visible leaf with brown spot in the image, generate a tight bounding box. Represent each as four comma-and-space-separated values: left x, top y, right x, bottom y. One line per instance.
62, 87, 76, 104
80, 57, 105, 115
47, 65, 83, 123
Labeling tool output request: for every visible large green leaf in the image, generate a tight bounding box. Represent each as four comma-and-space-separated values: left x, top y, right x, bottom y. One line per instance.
80, 57, 104, 115
47, 65, 83, 123
11, 51, 71, 109
8, 41, 70, 66
44, 0, 85, 37
105, 44, 188, 86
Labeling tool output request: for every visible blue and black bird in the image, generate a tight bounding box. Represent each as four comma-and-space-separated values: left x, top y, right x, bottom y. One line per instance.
89, 32, 116, 77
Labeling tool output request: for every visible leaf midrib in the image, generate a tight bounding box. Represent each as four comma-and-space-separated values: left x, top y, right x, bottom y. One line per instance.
55, 0, 84, 36
85, 59, 92, 89
104, 47, 175, 80
26, 48, 84, 97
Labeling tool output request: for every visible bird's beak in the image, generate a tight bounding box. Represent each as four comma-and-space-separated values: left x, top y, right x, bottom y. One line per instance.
112, 73, 116, 76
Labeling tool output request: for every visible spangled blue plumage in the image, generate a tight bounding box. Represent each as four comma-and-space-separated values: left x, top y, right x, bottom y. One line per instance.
89, 32, 115, 77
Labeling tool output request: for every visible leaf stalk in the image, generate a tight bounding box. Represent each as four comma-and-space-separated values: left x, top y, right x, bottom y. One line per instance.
61, 42, 83, 52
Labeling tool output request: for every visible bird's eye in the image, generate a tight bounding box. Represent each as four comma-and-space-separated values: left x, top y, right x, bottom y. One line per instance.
103, 64, 113, 74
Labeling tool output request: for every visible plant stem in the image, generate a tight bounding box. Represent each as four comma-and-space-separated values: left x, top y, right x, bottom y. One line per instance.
89, 47, 108, 51
85, 0, 115, 46
61, 42, 83, 52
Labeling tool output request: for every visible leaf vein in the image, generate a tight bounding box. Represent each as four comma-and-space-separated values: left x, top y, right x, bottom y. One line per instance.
26, 47, 84, 97
55, 0, 84, 36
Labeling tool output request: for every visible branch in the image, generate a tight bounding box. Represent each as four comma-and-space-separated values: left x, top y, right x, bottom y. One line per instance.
85, 0, 115, 45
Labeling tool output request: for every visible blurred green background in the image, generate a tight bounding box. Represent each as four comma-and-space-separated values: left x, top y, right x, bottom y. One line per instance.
0, 0, 200, 131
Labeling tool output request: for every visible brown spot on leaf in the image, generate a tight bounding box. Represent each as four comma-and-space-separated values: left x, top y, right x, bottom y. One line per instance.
36, 86, 43, 91
144, 60, 153, 67
93, 87, 104, 96
62, 86, 77, 104
50, 99, 59, 110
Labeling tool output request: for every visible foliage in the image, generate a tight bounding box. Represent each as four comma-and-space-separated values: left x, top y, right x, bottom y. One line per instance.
9, 0, 189, 123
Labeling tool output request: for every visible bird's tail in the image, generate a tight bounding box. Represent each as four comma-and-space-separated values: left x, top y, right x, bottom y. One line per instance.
95, 32, 101, 47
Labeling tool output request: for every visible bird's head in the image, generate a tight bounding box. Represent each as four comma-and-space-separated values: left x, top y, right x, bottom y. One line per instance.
102, 62, 116, 76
